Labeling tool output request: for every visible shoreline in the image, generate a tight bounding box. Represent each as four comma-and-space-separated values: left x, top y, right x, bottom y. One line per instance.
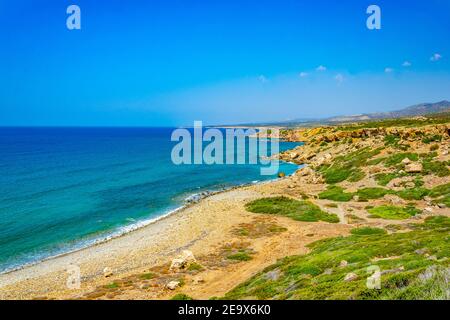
0, 177, 285, 277
2, 174, 344, 300
0, 173, 352, 300
0, 165, 303, 296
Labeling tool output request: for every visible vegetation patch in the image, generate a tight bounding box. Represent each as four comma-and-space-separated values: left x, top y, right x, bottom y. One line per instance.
422, 160, 450, 177
422, 134, 442, 144
350, 227, 387, 236
246, 197, 339, 223
317, 147, 382, 183
104, 282, 119, 289
187, 263, 204, 272
319, 186, 353, 202
367, 205, 420, 220
347, 169, 366, 182
429, 183, 450, 198
223, 216, 450, 300
429, 182, 450, 207
139, 273, 155, 280
227, 251, 253, 261
367, 157, 386, 165
374, 172, 403, 186
384, 153, 418, 167
232, 219, 287, 238
171, 293, 194, 300
396, 187, 429, 200
319, 186, 394, 202
347, 214, 366, 224
356, 187, 392, 201
384, 135, 408, 150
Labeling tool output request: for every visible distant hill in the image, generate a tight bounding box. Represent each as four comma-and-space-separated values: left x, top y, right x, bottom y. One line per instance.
326, 100, 450, 123
222, 100, 450, 128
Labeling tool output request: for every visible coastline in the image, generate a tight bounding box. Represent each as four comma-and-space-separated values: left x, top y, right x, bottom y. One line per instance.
0, 170, 334, 299
0, 177, 281, 277
0, 172, 351, 300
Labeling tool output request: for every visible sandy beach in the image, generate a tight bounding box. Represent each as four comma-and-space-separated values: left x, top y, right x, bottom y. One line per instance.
0, 177, 351, 300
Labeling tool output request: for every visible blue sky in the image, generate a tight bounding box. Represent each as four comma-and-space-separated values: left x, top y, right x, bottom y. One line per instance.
0, 0, 449, 126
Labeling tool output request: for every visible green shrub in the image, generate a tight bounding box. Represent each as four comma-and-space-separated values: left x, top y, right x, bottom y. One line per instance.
246, 197, 339, 223
422, 160, 450, 177
396, 187, 429, 200
374, 172, 402, 186
367, 205, 420, 220
430, 144, 439, 151
356, 187, 392, 200
350, 227, 387, 235
139, 273, 155, 280
227, 252, 252, 261
367, 157, 386, 165
319, 186, 353, 202
422, 134, 442, 144
428, 183, 450, 198
187, 263, 204, 271
347, 169, 366, 182
104, 282, 119, 289
318, 147, 381, 183
384, 153, 418, 167
171, 293, 194, 300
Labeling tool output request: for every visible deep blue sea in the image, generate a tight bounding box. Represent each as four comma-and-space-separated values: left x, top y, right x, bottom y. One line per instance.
0, 127, 300, 273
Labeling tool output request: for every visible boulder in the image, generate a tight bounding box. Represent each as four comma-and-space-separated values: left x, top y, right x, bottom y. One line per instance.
383, 194, 406, 205
404, 181, 415, 189
339, 260, 348, 268
296, 166, 314, 177
323, 268, 333, 275
414, 248, 428, 255
401, 157, 412, 165
166, 281, 180, 290
170, 250, 197, 272
344, 272, 358, 282
264, 269, 281, 281
103, 267, 113, 278
289, 152, 299, 160
405, 162, 422, 173
423, 207, 434, 214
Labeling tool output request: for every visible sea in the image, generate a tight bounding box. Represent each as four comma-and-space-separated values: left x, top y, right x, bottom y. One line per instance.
0, 127, 300, 273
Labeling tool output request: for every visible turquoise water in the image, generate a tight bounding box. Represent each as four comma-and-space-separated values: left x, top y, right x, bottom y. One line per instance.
0, 127, 299, 273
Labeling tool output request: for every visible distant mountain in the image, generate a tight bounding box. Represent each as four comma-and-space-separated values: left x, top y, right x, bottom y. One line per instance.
216, 100, 450, 128
326, 100, 450, 123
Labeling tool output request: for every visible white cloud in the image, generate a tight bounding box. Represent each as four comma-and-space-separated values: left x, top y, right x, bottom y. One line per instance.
299, 72, 309, 77
430, 53, 442, 62
384, 67, 393, 73
402, 61, 412, 67
258, 75, 268, 83
316, 65, 327, 71
334, 73, 344, 84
